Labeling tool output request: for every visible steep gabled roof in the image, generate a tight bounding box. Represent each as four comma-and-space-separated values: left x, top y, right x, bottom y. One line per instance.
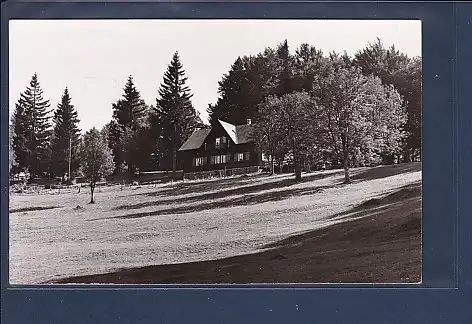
178, 128, 211, 151
235, 124, 254, 144
178, 119, 256, 151
219, 119, 255, 144
218, 119, 238, 144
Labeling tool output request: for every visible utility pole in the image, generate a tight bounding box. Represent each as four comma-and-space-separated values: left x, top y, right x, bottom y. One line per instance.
68, 135, 72, 183
172, 123, 177, 182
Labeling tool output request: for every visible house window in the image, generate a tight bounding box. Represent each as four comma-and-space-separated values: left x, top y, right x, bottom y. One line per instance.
234, 153, 244, 162
210, 154, 231, 164
234, 152, 250, 162
193, 157, 207, 167
195, 157, 204, 166
215, 136, 227, 149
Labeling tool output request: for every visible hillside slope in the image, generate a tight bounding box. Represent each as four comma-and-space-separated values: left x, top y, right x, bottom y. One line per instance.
53, 164, 422, 284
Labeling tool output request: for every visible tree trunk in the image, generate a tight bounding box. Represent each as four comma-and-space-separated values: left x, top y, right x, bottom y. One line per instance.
405, 153, 412, 163
294, 163, 302, 181
172, 145, 177, 181
270, 155, 275, 176
343, 153, 351, 184
402, 147, 412, 163
341, 134, 351, 184
89, 182, 95, 204
129, 164, 135, 177
294, 155, 302, 181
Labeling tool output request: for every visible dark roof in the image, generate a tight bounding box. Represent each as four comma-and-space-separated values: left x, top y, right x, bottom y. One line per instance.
178, 128, 211, 151
235, 124, 255, 144
178, 120, 256, 151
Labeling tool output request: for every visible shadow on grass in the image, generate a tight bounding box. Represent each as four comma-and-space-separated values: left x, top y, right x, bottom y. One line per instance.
116, 170, 344, 211
264, 181, 421, 249
97, 185, 331, 221
133, 174, 263, 198
351, 162, 421, 182
9, 206, 60, 214
57, 180, 422, 284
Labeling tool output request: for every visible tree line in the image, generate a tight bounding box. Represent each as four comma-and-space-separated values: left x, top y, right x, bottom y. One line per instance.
207, 38, 421, 182
10, 38, 421, 190
10, 52, 202, 187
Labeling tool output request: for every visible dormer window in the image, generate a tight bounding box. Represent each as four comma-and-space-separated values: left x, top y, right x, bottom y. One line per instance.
215, 136, 227, 149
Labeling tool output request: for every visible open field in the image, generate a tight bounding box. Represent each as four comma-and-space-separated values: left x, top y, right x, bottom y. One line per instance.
9, 163, 421, 284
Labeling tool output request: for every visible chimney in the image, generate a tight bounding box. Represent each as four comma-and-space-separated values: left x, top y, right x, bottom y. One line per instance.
247, 118, 252, 125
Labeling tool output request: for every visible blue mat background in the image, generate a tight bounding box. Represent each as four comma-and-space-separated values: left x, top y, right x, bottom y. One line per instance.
1, 1, 471, 323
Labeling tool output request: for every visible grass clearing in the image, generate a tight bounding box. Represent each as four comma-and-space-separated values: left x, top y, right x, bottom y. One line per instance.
9, 163, 421, 284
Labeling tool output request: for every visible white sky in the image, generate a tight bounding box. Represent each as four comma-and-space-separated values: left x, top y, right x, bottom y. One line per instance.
9, 19, 421, 132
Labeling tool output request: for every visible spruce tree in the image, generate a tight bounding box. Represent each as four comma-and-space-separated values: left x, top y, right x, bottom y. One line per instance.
275, 39, 295, 96
207, 41, 297, 125
207, 56, 265, 125
112, 76, 147, 130
50, 87, 81, 179
109, 76, 148, 174
11, 73, 51, 177
155, 51, 201, 175
11, 99, 29, 174
9, 120, 17, 175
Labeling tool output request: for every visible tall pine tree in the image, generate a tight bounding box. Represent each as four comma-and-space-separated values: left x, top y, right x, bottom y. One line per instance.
9, 119, 17, 174
11, 73, 51, 177
207, 40, 299, 125
112, 75, 147, 130
154, 51, 201, 175
274, 39, 296, 96
207, 56, 262, 125
50, 87, 82, 179
108, 75, 148, 174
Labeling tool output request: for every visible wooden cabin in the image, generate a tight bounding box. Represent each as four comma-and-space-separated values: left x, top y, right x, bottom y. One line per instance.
178, 119, 261, 179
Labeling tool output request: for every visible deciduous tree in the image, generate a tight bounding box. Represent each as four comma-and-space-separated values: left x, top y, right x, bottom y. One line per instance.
79, 128, 114, 203
257, 92, 321, 181
312, 57, 406, 183
354, 38, 421, 162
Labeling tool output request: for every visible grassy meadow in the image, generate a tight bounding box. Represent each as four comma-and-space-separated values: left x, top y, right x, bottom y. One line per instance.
9, 163, 421, 284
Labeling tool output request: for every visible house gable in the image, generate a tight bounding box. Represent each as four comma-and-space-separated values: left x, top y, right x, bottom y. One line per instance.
218, 119, 238, 144
179, 119, 255, 152
178, 119, 260, 174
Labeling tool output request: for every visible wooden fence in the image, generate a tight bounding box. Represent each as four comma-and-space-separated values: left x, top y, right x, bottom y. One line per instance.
183, 166, 261, 180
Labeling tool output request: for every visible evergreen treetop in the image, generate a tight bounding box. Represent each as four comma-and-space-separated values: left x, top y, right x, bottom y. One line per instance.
11, 73, 52, 176
112, 75, 147, 130
154, 51, 201, 172
50, 87, 82, 177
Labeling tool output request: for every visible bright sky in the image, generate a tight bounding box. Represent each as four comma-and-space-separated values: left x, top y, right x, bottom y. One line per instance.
9, 19, 421, 132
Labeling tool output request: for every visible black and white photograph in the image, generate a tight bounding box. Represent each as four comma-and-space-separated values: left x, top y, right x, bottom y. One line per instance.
8, 19, 422, 284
